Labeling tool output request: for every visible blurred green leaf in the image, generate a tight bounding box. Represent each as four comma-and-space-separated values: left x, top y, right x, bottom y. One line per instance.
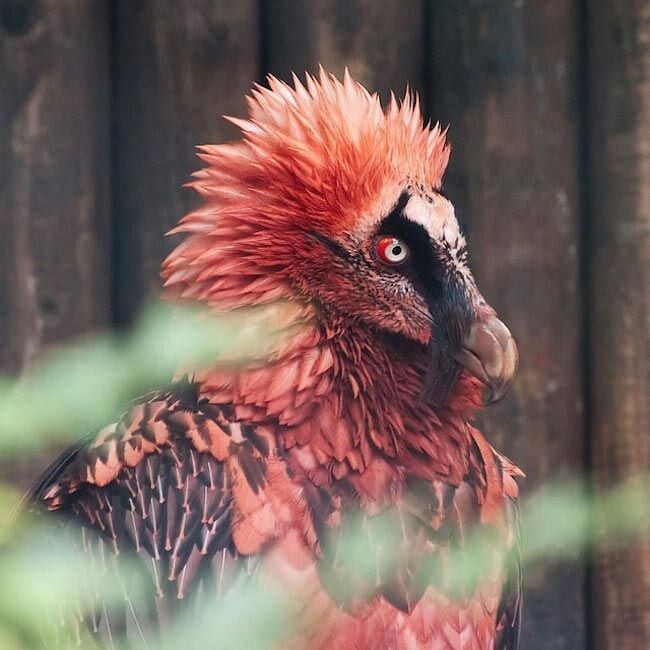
0, 302, 285, 450
152, 582, 291, 650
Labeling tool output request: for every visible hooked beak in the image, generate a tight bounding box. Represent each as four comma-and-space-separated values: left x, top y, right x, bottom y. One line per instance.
458, 316, 518, 405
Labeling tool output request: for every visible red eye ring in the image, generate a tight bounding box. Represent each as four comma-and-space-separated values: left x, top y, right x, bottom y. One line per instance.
376, 236, 410, 266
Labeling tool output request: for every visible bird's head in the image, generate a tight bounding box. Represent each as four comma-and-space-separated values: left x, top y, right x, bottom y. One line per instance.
163, 69, 517, 405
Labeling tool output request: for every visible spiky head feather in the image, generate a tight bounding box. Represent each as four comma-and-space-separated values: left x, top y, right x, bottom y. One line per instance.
163, 69, 450, 315
195, 69, 448, 233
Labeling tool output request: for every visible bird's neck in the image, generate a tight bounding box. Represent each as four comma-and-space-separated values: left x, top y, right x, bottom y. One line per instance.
197, 305, 483, 501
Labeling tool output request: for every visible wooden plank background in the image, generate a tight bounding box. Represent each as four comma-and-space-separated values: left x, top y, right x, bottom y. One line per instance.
0, 0, 112, 483
587, 3, 650, 649
1, 1, 648, 648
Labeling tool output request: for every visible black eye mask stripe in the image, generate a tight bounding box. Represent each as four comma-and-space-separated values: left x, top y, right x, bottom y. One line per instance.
378, 191, 473, 403
378, 192, 444, 298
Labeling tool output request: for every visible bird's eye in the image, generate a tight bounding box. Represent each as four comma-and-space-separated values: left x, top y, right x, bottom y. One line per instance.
376, 236, 410, 266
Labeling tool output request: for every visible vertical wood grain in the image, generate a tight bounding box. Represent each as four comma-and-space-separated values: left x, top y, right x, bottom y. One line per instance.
427, 2, 586, 647
587, 3, 650, 649
111, 0, 259, 324
0, 0, 111, 375
261, 0, 425, 101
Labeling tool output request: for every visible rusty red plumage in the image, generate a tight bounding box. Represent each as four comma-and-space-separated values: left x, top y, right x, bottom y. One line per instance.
29, 70, 522, 649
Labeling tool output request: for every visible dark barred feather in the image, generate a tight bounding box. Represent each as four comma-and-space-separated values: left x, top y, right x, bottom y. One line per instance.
27, 385, 262, 646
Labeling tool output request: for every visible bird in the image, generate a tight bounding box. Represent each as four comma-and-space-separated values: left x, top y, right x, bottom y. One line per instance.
28, 69, 522, 649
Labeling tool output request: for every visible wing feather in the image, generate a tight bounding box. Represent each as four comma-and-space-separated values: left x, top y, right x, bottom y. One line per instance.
27, 380, 271, 644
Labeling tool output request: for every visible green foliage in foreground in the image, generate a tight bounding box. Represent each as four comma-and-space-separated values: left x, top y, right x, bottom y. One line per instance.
0, 303, 285, 449
0, 305, 648, 649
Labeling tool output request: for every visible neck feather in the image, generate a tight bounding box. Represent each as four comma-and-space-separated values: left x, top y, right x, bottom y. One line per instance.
196, 302, 484, 496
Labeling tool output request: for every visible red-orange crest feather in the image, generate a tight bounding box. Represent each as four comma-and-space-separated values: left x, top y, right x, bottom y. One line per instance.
181, 69, 448, 233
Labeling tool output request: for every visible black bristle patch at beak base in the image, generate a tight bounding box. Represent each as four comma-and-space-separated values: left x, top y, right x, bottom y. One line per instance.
421, 335, 462, 404
421, 277, 473, 405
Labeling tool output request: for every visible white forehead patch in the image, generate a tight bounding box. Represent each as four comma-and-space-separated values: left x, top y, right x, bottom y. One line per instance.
403, 193, 462, 243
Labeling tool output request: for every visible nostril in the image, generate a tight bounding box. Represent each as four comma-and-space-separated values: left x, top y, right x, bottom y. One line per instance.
483, 315, 514, 350
471, 326, 504, 377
